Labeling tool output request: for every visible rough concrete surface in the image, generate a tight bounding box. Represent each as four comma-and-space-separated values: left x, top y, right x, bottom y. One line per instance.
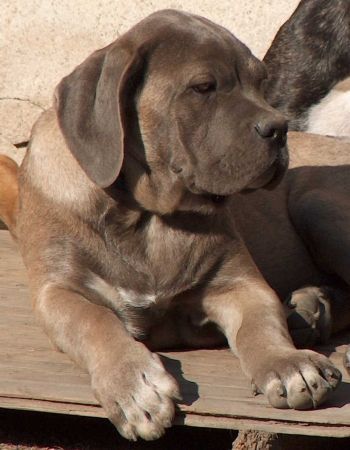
1, 0, 299, 146
0, 136, 26, 165
0, 99, 43, 144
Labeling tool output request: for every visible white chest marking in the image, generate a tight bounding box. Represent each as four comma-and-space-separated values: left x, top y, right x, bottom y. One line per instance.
117, 287, 157, 308
87, 273, 158, 311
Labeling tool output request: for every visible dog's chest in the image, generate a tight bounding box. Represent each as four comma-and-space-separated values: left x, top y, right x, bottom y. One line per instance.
109, 214, 226, 289
90, 214, 229, 338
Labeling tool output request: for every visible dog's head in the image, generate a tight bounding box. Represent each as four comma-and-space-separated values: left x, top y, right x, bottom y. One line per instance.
55, 10, 288, 214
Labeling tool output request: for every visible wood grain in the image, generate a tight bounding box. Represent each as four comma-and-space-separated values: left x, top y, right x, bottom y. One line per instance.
0, 230, 350, 437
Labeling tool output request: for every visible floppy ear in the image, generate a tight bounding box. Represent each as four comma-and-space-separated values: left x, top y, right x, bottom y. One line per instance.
55, 42, 141, 188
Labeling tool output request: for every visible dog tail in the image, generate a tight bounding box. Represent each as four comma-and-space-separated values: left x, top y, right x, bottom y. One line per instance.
0, 155, 19, 238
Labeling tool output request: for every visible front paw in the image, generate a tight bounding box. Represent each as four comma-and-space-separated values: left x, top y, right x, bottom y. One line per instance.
252, 349, 341, 409
91, 343, 180, 441
285, 286, 332, 347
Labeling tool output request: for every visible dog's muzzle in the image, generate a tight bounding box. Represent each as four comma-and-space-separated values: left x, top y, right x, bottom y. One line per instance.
246, 144, 289, 191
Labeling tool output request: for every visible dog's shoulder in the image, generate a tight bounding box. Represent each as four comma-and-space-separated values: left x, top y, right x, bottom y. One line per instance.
22, 108, 99, 212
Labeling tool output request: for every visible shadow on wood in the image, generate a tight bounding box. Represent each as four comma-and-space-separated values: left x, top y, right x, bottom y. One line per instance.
0, 230, 350, 438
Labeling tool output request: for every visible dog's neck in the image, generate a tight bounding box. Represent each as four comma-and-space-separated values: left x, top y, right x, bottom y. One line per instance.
109, 155, 230, 222
121, 154, 185, 215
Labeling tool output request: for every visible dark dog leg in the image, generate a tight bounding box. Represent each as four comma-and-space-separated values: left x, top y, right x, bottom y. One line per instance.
288, 187, 350, 355
290, 189, 350, 287
263, 0, 350, 130
285, 285, 350, 348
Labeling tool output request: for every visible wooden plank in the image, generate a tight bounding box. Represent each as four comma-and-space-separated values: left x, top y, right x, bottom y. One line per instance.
0, 397, 348, 438
0, 398, 349, 438
176, 415, 350, 438
1, 230, 350, 437
0, 396, 104, 418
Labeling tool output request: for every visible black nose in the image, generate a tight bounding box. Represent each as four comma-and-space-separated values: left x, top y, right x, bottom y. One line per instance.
255, 117, 288, 145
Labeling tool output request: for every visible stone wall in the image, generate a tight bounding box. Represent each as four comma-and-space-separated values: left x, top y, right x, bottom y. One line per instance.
1, 0, 300, 153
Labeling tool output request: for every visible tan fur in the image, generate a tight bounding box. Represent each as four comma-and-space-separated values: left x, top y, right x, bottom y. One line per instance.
27, 110, 99, 214
0, 10, 345, 441
0, 155, 18, 236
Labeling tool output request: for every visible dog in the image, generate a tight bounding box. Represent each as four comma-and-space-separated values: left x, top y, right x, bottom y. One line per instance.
0, 10, 346, 441
307, 79, 350, 138
264, 0, 350, 134
0, 155, 18, 235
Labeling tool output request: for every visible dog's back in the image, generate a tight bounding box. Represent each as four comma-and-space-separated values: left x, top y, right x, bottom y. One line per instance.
0, 155, 18, 236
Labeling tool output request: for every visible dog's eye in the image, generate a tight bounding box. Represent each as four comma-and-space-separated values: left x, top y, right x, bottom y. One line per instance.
191, 82, 216, 94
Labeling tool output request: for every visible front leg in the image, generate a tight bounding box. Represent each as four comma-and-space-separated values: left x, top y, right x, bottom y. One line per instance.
203, 279, 341, 409
35, 284, 179, 440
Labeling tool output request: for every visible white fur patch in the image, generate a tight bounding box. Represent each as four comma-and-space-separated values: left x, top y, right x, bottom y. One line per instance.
118, 287, 157, 308
86, 273, 122, 309
307, 89, 350, 139
87, 272, 157, 311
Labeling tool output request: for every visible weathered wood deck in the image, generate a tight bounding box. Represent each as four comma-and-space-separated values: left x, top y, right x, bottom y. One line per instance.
1, 230, 350, 437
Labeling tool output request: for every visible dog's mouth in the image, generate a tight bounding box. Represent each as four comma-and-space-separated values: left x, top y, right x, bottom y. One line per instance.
182, 145, 289, 202
186, 182, 229, 205
245, 146, 289, 191
245, 164, 277, 190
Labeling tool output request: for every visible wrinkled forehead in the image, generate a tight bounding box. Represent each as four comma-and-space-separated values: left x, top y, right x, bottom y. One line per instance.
139, 10, 265, 80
